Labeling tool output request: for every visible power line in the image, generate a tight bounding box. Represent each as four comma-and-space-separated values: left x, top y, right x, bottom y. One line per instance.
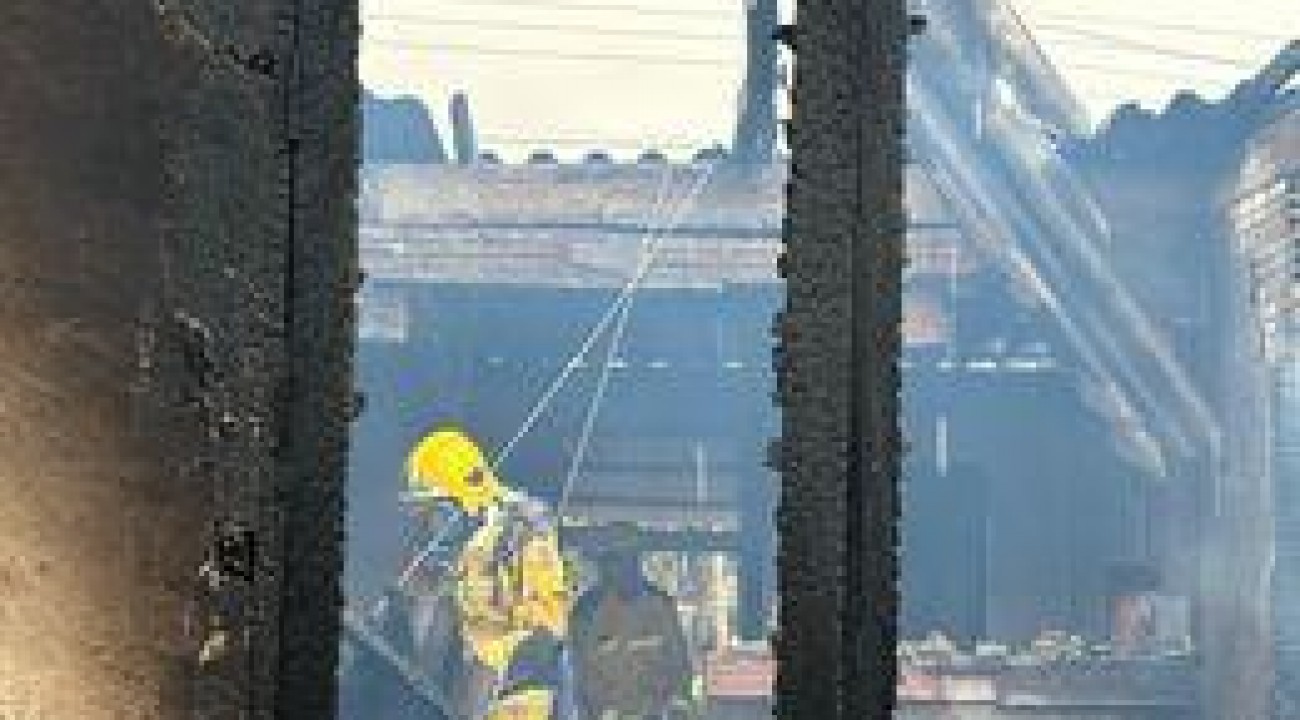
1034, 24, 1261, 70
1056, 60, 1238, 83
367, 39, 734, 66
367, 0, 736, 20
1025, 13, 1297, 44
364, 14, 737, 42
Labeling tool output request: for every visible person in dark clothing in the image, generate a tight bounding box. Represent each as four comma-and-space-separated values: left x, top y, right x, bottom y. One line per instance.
568, 524, 697, 720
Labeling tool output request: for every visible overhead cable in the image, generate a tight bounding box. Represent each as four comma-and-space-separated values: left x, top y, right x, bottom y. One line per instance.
1035, 24, 1261, 70
364, 14, 736, 41
368, 39, 733, 66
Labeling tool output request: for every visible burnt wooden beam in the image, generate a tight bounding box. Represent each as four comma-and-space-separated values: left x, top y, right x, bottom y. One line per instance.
776, 0, 907, 718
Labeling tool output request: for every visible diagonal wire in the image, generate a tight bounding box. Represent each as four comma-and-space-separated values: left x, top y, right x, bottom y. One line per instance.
476, 159, 719, 717
385, 161, 676, 445
558, 287, 635, 515
489, 160, 720, 471
363, 164, 720, 720
1025, 13, 1297, 44
543, 140, 691, 509
553, 167, 677, 514
363, 168, 501, 612
1034, 24, 1260, 69
383, 156, 718, 605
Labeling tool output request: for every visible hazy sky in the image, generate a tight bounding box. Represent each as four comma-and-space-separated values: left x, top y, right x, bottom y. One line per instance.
360, 0, 1296, 160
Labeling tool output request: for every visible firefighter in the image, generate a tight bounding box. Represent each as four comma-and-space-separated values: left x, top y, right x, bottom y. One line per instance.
405, 426, 574, 719
568, 523, 698, 720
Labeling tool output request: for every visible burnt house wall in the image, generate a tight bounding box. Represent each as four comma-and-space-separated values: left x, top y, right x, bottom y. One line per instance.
0, 2, 356, 718
1065, 80, 1295, 720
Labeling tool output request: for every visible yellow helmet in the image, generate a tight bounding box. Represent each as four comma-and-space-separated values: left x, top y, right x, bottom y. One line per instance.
406, 427, 505, 515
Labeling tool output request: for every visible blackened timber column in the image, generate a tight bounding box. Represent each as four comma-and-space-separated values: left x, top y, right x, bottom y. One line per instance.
775, 1, 907, 719
271, 0, 360, 719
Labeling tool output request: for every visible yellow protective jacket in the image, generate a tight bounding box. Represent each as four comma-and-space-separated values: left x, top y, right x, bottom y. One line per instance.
453, 497, 571, 718
482, 688, 554, 720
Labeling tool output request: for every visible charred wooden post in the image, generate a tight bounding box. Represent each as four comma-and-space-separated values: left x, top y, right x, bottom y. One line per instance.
775, 0, 908, 717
